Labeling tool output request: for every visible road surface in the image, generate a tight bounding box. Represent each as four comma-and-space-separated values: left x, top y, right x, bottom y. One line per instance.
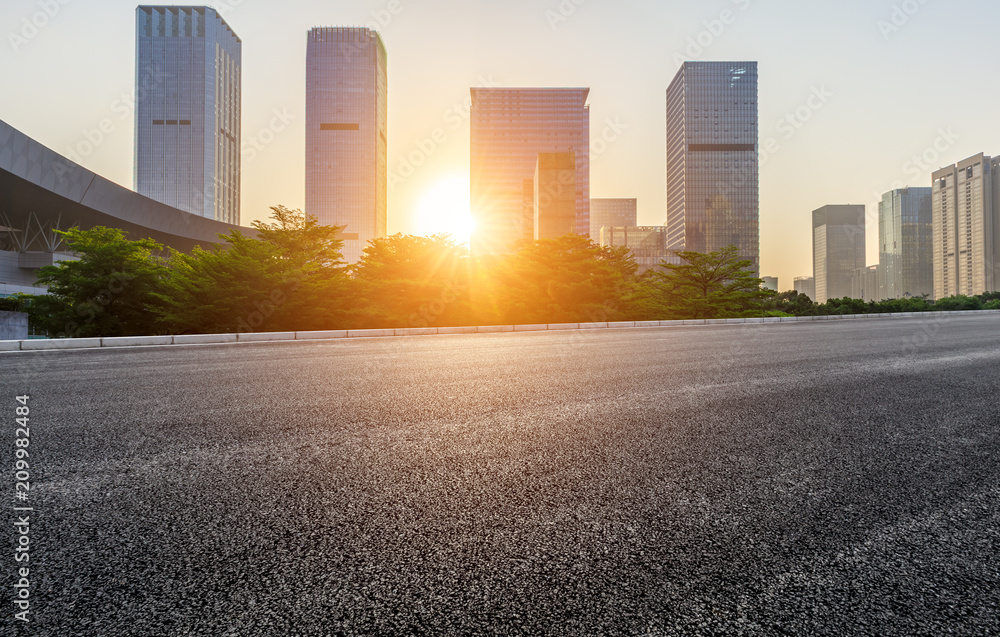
3, 315, 999, 635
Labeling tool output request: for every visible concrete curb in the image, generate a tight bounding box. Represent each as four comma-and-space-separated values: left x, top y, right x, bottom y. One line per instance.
2, 310, 999, 353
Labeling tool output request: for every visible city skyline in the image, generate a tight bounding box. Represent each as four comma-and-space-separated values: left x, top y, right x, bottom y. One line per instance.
4, 1, 1000, 287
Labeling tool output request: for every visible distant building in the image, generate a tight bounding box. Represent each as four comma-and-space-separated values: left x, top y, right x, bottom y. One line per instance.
600, 226, 682, 275
761, 276, 778, 292
135, 6, 241, 224
666, 61, 759, 273
306, 27, 388, 264
793, 276, 815, 301
931, 154, 1000, 298
471, 88, 590, 254
534, 153, 576, 240
813, 205, 865, 304
879, 187, 933, 300
590, 199, 637, 242
851, 265, 880, 302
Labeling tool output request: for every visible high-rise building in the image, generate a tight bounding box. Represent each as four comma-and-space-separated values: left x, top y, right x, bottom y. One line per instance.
851, 265, 880, 302
793, 276, 815, 301
599, 226, 682, 275
470, 88, 590, 254
666, 61, 759, 272
813, 205, 865, 304
878, 187, 933, 300
534, 153, 576, 240
931, 154, 999, 299
589, 199, 637, 242
761, 276, 778, 292
135, 6, 241, 224
306, 27, 387, 264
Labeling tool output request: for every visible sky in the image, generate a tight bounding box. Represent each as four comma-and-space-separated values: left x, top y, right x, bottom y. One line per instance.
3, 0, 1000, 289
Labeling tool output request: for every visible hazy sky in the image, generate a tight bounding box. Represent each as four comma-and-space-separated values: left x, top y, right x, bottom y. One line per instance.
3, 0, 999, 288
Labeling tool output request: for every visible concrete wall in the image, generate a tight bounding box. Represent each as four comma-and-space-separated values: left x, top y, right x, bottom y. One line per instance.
0, 310, 29, 340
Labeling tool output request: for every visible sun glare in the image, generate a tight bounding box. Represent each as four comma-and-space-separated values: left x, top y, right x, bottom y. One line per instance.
414, 176, 475, 245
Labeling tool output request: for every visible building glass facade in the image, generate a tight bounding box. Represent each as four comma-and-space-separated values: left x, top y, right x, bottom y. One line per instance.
931, 154, 998, 299
306, 27, 387, 264
666, 61, 759, 272
135, 6, 241, 225
599, 226, 682, 275
589, 199, 637, 242
470, 88, 590, 255
878, 187, 932, 300
812, 205, 865, 304
793, 276, 815, 301
534, 153, 576, 240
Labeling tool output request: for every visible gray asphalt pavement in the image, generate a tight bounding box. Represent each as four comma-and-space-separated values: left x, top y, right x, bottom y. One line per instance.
3, 315, 1000, 636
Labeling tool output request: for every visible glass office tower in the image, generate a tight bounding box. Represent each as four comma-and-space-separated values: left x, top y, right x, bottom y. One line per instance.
878, 187, 933, 300
470, 88, 590, 255
589, 199, 637, 242
813, 205, 866, 304
666, 61, 759, 272
306, 27, 388, 264
135, 6, 241, 225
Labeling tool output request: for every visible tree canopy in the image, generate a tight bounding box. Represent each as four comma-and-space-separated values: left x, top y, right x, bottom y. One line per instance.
31, 226, 167, 337
153, 206, 349, 334
646, 245, 768, 319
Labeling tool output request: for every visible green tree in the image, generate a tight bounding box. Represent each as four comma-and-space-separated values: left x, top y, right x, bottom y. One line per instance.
31, 226, 167, 337
647, 245, 767, 319
933, 295, 983, 312
487, 233, 638, 325
762, 290, 817, 317
154, 206, 349, 334
350, 233, 474, 328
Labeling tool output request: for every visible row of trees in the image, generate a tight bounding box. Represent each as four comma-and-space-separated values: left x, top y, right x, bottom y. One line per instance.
4, 206, 998, 338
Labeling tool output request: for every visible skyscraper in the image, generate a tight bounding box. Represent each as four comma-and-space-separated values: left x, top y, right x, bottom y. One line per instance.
135, 6, 241, 225
666, 61, 759, 272
589, 199, 637, 242
306, 27, 387, 264
813, 205, 865, 304
878, 187, 933, 300
470, 88, 590, 255
931, 154, 999, 299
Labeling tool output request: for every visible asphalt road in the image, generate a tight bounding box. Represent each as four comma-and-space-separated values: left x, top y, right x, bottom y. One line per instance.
3, 315, 1000, 636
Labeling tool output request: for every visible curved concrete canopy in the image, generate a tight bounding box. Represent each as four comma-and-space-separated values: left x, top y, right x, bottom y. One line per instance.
0, 118, 252, 253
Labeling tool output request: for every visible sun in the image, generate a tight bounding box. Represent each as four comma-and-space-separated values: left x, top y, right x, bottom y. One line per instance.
413, 176, 475, 245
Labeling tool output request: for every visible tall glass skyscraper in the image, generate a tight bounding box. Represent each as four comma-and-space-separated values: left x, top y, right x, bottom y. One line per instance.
665, 61, 759, 271
878, 187, 933, 300
135, 6, 241, 225
470, 88, 590, 255
306, 27, 387, 265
